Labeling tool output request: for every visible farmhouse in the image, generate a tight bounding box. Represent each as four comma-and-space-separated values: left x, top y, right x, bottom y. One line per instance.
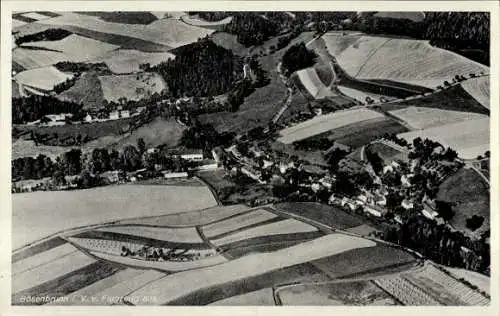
170, 149, 204, 161
163, 171, 188, 179
364, 205, 386, 217
401, 199, 414, 210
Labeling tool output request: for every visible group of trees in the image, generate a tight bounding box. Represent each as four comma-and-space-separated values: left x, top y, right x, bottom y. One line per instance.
151, 38, 239, 98
12, 95, 83, 124
54, 61, 112, 75
53, 74, 80, 94
409, 137, 458, 163
180, 121, 234, 154
281, 42, 318, 76
14, 28, 71, 46
223, 12, 282, 47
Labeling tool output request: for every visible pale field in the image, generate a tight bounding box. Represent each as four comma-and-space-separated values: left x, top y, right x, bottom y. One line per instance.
99, 73, 166, 102
12, 242, 77, 276
20, 12, 53, 21
388, 106, 488, 130
202, 208, 278, 238
24, 34, 119, 61
14, 66, 73, 91
12, 184, 217, 249
91, 251, 228, 272
103, 49, 175, 74
337, 85, 396, 103
296, 68, 334, 99
345, 224, 378, 236
444, 266, 490, 295
461, 76, 490, 109
374, 12, 425, 22
12, 251, 95, 293
336, 36, 488, 88
13, 47, 72, 69
12, 18, 27, 28
39, 12, 214, 48
50, 268, 144, 305
180, 15, 233, 26
397, 117, 489, 159
278, 108, 384, 144
83, 269, 166, 305
322, 33, 362, 57
118, 204, 251, 227
209, 288, 275, 305
126, 233, 377, 305
96, 225, 203, 243
211, 218, 318, 247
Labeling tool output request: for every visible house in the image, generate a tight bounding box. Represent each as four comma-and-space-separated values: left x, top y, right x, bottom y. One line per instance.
84, 113, 93, 123
401, 174, 413, 187
196, 160, 218, 171
147, 148, 159, 154
356, 194, 368, 205
364, 205, 385, 217
226, 145, 242, 159
109, 111, 120, 120
401, 199, 414, 210
120, 110, 130, 118
341, 197, 356, 211
211, 148, 224, 164
319, 176, 335, 189
262, 160, 274, 169
422, 208, 439, 220
170, 149, 204, 161
311, 183, 321, 192
383, 165, 394, 174
163, 171, 188, 179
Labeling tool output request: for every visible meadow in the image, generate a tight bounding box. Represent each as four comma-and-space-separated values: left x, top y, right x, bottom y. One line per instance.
98, 72, 166, 102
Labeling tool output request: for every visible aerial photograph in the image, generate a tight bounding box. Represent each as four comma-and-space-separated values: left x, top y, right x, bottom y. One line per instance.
10, 11, 491, 306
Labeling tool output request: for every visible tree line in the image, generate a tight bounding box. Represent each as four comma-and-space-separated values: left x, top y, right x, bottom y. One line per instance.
281, 42, 318, 76
12, 95, 83, 124
14, 28, 72, 46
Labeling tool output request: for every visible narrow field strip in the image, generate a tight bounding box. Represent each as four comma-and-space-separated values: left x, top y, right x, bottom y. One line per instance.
12, 243, 78, 276
202, 209, 278, 238
125, 233, 376, 305
12, 251, 96, 294
12, 237, 67, 263
207, 217, 286, 241
49, 268, 145, 305
95, 225, 203, 244
211, 219, 318, 247
90, 251, 228, 272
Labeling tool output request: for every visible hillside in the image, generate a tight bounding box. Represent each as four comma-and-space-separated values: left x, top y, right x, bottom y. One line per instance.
57, 72, 104, 109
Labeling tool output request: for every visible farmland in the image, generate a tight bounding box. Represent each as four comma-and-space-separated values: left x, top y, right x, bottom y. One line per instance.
334, 36, 488, 89
103, 49, 175, 74
397, 117, 489, 159
181, 14, 233, 27
461, 76, 490, 109
39, 12, 214, 49
14, 66, 73, 91
57, 72, 104, 108
98, 72, 166, 102
374, 11, 425, 22
12, 184, 217, 249
366, 141, 409, 165
95, 225, 204, 243
337, 85, 395, 103
209, 288, 275, 305
295, 67, 336, 99
437, 167, 490, 236
388, 106, 488, 130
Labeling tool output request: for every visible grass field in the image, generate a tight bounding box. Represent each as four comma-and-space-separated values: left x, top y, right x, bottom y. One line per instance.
437, 167, 490, 236
398, 117, 489, 160
57, 72, 104, 108
277, 108, 386, 144
444, 266, 490, 295
202, 209, 278, 238
278, 280, 398, 305
40, 12, 214, 49
388, 106, 488, 130
14, 66, 73, 91
334, 36, 488, 89
209, 32, 248, 56
337, 85, 395, 103
95, 225, 203, 243
125, 233, 376, 305
322, 33, 362, 57
274, 203, 364, 230
461, 76, 490, 109
209, 288, 275, 305
12, 243, 78, 276
366, 141, 409, 164
374, 11, 425, 22
12, 184, 217, 249
181, 14, 233, 27
210, 219, 318, 247
295, 67, 336, 99
99, 72, 166, 102
111, 117, 185, 151
103, 49, 175, 74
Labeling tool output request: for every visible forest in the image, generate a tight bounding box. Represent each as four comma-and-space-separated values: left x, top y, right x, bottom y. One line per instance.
12, 95, 83, 124
14, 28, 72, 46
281, 42, 318, 75
151, 38, 239, 98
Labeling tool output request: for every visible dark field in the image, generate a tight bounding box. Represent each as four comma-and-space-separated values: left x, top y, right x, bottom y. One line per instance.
12, 237, 67, 262
78, 12, 158, 25
57, 72, 104, 109
273, 202, 364, 230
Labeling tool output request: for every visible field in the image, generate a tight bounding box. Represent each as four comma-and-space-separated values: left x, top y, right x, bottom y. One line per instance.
57, 72, 104, 108
334, 36, 488, 89
322, 33, 362, 57
20, 12, 54, 21
12, 184, 217, 249
103, 49, 175, 74
118, 204, 251, 227
110, 117, 185, 151
209, 288, 275, 305
366, 141, 409, 164
388, 106, 488, 130
277, 280, 398, 305
209, 32, 248, 56
397, 117, 489, 159
202, 209, 279, 238
39, 12, 214, 49
461, 76, 490, 109
78, 12, 159, 25
98, 72, 166, 102
277, 108, 386, 144
14, 66, 73, 91
374, 11, 425, 22
181, 14, 233, 27
18, 34, 120, 68
95, 225, 203, 243
210, 219, 319, 247
13, 18, 28, 28
273, 202, 364, 230
124, 233, 376, 305
437, 167, 490, 236
444, 266, 490, 295
295, 67, 336, 99
382, 84, 489, 115
337, 85, 395, 103
12, 243, 78, 276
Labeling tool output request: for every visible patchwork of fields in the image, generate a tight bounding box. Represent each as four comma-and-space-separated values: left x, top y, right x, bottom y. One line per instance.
14, 66, 73, 91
